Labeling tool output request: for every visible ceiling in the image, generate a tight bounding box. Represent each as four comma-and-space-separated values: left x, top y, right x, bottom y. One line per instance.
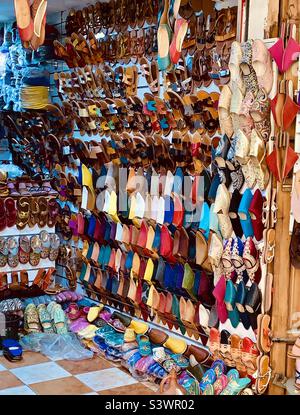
0, 0, 104, 23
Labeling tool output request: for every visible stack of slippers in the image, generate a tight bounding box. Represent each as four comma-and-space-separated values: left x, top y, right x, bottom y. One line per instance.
2, 339, 23, 362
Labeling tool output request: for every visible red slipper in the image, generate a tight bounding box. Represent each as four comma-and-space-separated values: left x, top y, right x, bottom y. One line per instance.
4, 198, 17, 228
249, 189, 264, 241
0, 199, 7, 232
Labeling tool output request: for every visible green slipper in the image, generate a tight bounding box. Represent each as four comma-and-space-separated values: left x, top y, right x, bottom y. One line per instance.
220, 378, 251, 395
37, 304, 54, 333
53, 304, 68, 335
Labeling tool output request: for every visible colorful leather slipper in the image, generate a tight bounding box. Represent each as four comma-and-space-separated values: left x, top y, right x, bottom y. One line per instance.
249, 189, 264, 241
238, 188, 254, 237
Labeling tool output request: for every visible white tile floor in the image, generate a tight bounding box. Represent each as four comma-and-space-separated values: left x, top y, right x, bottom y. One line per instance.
0, 385, 36, 395
0, 364, 6, 372
10, 362, 71, 385
75, 367, 138, 391
0, 352, 155, 395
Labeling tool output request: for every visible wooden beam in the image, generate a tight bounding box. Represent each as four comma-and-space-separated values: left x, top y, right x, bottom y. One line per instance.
269, 188, 291, 395
264, 0, 280, 38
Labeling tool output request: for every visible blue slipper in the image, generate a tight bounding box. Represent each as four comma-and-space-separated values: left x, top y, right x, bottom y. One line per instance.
2, 339, 23, 361
238, 189, 254, 237
93, 336, 108, 354
199, 202, 210, 240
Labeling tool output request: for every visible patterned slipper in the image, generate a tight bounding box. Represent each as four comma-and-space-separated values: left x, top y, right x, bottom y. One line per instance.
53, 304, 68, 334
37, 303, 54, 333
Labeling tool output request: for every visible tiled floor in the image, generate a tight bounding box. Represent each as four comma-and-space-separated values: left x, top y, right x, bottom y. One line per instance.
0, 352, 157, 395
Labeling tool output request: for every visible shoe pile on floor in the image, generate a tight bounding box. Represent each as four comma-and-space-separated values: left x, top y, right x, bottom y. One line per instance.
63, 302, 254, 395
24, 302, 68, 334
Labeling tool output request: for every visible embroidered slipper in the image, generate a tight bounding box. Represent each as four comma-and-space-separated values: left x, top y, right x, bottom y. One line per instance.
87, 305, 103, 323
29, 235, 42, 267
65, 303, 82, 320
16, 197, 30, 230
24, 303, 42, 333
7, 237, 19, 268
37, 303, 54, 333
220, 377, 251, 395
39, 230, 50, 259
53, 304, 68, 334
49, 232, 60, 262
252, 39, 273, 94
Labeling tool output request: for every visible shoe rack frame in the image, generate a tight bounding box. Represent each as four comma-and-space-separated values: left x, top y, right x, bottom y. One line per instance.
49, 0, 300, 394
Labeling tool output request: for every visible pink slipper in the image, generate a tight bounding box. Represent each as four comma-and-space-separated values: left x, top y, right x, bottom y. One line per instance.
169, 17, 188, 64
66, 303, 82, 320
99, 309, 112, 322
212, 276, 228, 323
83, 306, 90, 314
269, 22, 285, 73
252, 39, 273, 94
282, 23, 300, 73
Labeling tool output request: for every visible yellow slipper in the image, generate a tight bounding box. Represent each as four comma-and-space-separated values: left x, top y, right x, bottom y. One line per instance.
144, 258, 154, 282
129, 319, 149, 335
124, 328, 136, 343
163, 336, 187, 354
78, 324, 98, 339
87, 305, 103, 323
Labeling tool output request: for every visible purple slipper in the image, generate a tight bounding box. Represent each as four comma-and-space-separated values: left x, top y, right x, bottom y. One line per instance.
56, 293, 66, 303
68, 291, 79, 302
55, 294, 63, 303
59, 292, 69, 302
62, 291, 73, 301
69, 317, 89, 333
99, 310, 112, 322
